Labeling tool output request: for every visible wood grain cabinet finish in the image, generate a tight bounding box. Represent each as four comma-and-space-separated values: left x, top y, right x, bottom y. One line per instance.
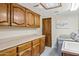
35, 14, 40, 28
0, 47, 17, 56
0, 3, 10, 26
0, 37, 45, 56
26, 10, 35, 28
40, 37, 45, 54
0, 3, 40, 28
18, 41, 32, 56
19, 48, 32, 56
32, 44, 40, 56
11, 4, 26, 27
32, 39, 40, 56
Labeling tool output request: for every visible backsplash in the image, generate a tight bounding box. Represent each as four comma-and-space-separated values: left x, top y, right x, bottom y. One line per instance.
0, 27, 42, 39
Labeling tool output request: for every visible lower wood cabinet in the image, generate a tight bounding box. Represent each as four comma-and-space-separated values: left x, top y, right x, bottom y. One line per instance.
19, 48, 32, 56
32, 43, 40, 56
17, 41, 32, 56
0, 47, 17, 56
32, 39, 40, 56
40, 37, 45, 54
0, 36, 45, 56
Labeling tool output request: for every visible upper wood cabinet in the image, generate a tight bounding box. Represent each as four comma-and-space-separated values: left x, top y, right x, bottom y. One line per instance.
11, 4, 26, 27
26, 10, 35, 28
35, 14, 40, 28
0, 3, 10, 26
0, 3, 40, 28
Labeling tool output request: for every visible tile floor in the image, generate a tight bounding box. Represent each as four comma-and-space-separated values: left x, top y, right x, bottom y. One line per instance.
41, 47, 59, 56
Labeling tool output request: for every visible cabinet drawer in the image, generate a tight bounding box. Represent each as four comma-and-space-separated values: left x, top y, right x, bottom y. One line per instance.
0, 52, 17, 56
19, 48, 32, 56
0, 47, 17, 56
32, 39, 40, 45
18, 41, 31, 52
0, 47, 16, 53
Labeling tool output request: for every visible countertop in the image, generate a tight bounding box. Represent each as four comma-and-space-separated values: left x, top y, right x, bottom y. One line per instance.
0, 34, 45, 50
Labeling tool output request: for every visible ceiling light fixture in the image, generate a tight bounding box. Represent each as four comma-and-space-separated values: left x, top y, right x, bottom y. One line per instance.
34, 3, 62, 10
40, 3, 62, 10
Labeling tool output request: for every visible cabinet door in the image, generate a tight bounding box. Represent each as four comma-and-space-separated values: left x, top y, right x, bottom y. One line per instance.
40, 37, 45, 54
18, 41, 32, 56
32, 39, 40, 56
35, 14, 40, 28
32, 44, 40, 56
18, 41, 31, 52
26, 10, 35, 28
0, 3, 10, 26
11, 4, 26, 27
19, 48, 32, 56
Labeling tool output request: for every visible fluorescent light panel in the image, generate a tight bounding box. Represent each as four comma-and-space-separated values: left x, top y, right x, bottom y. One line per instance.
40, 3, 62, 10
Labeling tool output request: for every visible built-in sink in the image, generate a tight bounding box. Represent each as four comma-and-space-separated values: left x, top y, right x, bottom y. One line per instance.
62, 41, 79, 54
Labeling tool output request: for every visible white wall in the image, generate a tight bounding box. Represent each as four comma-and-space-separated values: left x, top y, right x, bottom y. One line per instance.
52, 11, 79, 48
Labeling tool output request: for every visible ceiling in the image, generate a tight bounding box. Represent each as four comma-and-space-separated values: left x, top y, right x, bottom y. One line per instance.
19, 3, 72, 17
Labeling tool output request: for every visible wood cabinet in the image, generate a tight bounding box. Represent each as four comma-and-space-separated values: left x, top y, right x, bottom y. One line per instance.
11, 4, 26, 27
0, 47, 17, 56
32, 39, 40, 56
40, 37, 45, 54
18, 41, 32, 56
0, 3, 40, 28
0, 36, 45, 56
19, 48, 32, 56
0, 3, 10, 26
35, 14, 40, 28
32, 44, 40, 56
26, 10, 35, 28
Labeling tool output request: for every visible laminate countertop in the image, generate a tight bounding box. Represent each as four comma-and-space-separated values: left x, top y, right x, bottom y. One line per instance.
0, 34, 45, 50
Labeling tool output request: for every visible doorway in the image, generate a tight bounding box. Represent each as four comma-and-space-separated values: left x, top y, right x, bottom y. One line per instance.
42, 18, 52, 47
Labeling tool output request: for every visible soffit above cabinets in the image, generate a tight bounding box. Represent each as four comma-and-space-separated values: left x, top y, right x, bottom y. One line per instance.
19, 3, 72, 17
